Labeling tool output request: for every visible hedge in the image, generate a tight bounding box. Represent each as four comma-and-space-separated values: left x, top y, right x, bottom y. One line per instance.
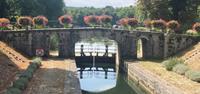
6, 57, 42, 94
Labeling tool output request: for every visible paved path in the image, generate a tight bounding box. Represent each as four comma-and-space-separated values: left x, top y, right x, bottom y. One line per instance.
23, 59, 81, 94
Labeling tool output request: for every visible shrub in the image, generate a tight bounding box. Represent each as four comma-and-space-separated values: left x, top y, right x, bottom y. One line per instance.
33, 16, 48, 28
167, 20, 180, 32
32, 57, 42, 66
17, 16, 32, 26
162, 58, 183, 71
192, 22, 200, 33
6, 87, 22, 94
172, 63, 189, 75
20, 71, 33, 80
13, 77, 28, 90
185, 70, 200, 82
58, 15, 73, 28
151, 19, 167, 30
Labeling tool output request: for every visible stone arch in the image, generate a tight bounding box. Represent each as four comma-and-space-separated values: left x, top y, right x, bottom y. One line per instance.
136, 35, 151, 59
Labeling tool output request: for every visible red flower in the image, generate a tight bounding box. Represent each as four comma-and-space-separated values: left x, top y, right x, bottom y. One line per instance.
84, 15, 99, 25
17, 16, 32, 26
33, 16, 48, 26
98, 15, 112, 24
167, 20, 180, 31
0, 18, 10, 27
151, 19, 167, 29
143, 19, 152, 28
117, 18, 128, 26
192, 22, 200, 32
127, 18, 138, 27
58, 15, 73, 25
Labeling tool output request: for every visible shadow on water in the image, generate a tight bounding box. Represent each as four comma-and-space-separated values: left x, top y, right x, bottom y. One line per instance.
76, 57, 141, 94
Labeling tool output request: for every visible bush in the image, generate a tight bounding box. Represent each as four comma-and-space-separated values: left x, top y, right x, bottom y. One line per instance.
13, 77, 28, 90
20, 71, 33, 80
185, 70, 200, 82
32, 57, 42, 67
172, 63, 189, 75
6, 87, 22, 94
162, 58, 183, 71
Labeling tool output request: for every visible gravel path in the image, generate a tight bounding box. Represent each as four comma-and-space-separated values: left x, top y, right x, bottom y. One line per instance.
23, 59, 81, 94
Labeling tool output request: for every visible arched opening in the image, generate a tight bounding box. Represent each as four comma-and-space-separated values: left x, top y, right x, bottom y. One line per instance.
49, 32, 59, 57
74, 37, 119, 93
137, 37, 148, 59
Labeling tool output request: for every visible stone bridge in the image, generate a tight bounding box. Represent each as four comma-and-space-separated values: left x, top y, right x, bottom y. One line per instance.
0, 28, 199, 60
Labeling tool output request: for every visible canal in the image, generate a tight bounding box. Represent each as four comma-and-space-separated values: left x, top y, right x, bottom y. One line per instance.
75, 38, 146, 94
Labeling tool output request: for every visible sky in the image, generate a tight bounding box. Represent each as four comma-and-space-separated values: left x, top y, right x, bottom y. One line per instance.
64, 0, 137, 8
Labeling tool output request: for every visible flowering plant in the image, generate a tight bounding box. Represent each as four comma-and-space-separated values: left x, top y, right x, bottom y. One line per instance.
117, 18, 128, 26
17, 16, 32, 27
167, 20, 180, 33
98, 15, 112, 27
0, 18, 10, 30
143, 19, 152, 28
118, 18, 138, 30
84, 15, 99, 27
58, 15, 73, 28
192, 22, 200, 33
127, 18, 138, 27
33, 16, 48, 28
151, 19, 167, 31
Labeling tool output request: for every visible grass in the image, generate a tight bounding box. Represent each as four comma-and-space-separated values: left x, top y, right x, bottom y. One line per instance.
139, 61, 200, 94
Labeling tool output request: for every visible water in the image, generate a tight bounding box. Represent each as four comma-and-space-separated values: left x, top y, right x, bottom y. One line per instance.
76, 62, 138, 94
75, 39, 144, 94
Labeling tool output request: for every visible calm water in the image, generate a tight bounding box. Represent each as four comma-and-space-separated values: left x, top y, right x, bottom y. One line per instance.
76, 62, 138, 94
75, 39, 144, 94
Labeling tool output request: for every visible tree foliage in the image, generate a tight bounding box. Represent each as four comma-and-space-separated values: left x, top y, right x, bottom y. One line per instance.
64, 6, 136, 26
137, 0, 200, 24
0, 0, 65, 20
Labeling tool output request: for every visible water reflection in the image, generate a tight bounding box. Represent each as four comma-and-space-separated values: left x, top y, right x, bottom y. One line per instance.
77, 63, 117, 93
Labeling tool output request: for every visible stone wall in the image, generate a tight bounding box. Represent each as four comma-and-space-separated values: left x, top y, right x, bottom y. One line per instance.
164, 34, 200, 58
0, 28, 198, 60
126, 62, 186, 94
